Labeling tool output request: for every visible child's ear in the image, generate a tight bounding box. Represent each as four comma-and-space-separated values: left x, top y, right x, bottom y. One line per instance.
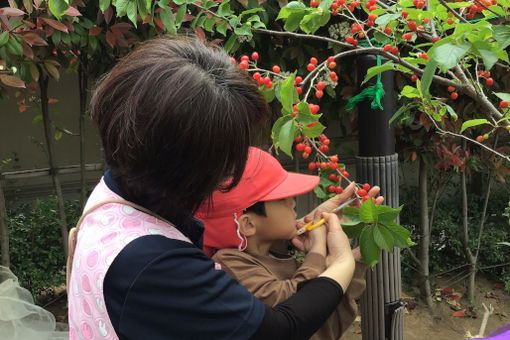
238, 214, 256, 237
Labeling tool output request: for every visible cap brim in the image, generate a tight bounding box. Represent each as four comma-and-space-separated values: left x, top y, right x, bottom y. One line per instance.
260, 172, 319, 201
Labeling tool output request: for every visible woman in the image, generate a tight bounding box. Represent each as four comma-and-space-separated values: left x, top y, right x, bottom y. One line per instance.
67, 35, 360, 340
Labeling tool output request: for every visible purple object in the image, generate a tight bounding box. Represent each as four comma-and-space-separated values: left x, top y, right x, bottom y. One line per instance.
479, 323, 510, 339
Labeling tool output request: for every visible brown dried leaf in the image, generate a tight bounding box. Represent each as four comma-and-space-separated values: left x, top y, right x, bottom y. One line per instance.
44, 61, 59, 80
0, 7, 25, 16
0, 74, 26, 88
41, 18, 68, 33
89, 26, 102, 36
23, 43, 34, 59
105, 30, 115, 47
104, 6, 113, 24
21, 32, 48, 46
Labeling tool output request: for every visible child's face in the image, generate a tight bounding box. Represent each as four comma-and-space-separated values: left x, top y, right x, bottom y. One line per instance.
253, 197, 298, 241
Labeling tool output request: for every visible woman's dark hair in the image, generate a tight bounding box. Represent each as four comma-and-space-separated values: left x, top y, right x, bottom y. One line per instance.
243, 201, 267, 217
90, 36, 268, 227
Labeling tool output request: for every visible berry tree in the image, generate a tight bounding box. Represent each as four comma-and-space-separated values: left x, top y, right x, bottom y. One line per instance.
2, 0, 510, 269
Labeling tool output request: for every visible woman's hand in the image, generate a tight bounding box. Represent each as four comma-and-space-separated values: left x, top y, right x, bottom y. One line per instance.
292, 212, 327, 256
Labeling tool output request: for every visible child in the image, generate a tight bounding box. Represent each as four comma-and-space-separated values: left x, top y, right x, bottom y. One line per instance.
196, 147, 367, 340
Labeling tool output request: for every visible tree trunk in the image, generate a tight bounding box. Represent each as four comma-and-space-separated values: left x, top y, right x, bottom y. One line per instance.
78, 53, 88, 208
418, 157, 434, 308
460, 167, 476, 303
0, 179, 10, 267
39, 71, 69, 258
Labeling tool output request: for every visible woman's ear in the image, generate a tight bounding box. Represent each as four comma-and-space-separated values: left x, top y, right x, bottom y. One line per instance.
238, 213, 256, 237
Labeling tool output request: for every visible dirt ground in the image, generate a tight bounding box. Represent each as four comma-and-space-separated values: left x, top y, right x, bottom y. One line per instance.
44, 275, 509, 339
342, 276, 510, 340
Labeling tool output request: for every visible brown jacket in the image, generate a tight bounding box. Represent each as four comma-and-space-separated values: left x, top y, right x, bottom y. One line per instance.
212, 249, 367, 340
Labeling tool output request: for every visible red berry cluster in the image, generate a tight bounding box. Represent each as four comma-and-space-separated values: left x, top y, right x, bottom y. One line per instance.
477, 70, 493, 86
365, 0, 377, 12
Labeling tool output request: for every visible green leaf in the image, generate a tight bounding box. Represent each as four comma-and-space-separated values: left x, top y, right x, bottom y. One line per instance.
389, 103, 412, 125
284, 12, 306, 32
498, 242, 510, 247
271, 115, 292, 145
160, 6, 176, 33
116, 0, 129, 16
279, 74, 296, 115
48, 0, 69, 18
260, 85, 275, 102
234, 23, 252, 36
444, 104, 458, 120
359, 198, 377, 223
204, 17, 216, 32
492, 25, 510, 50
341, 221, 365, 239
241, 7, 264, 15
223, 34, 236, 52
314, 185, 328, 199
279, 119, 296, 157
376, 205, 402, 223
175, 5, 187, 28
374, 12, 400, 28
127, 1, 138, 27
6, 39, 23, 56
460, 119, 489, 133
342, 206, 360, 222
400, 85, 420, 99
494, 92, 510, 102
218, 0, 233, 16
54, 130, 62, 141
384, 221, 414, 248
301, 121, 325, 138
373, 224, 394, 252
362, 62, 395, 85
277, 1, 307, 20
137, 0, 149, 19
216, 20, 228, 36
100, 0, 111, 12
51, 30, 62, 46
420, 59, 437, 99
0, 32, 9, 47
431, 42, 471, 71
360, 227, 380, 267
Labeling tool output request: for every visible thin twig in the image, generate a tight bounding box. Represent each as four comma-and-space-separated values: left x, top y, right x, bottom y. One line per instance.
437, 0, 469, 23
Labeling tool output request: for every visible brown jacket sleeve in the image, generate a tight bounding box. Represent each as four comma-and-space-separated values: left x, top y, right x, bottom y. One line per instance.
336, 261, 367, 336
212, 249, 326, 307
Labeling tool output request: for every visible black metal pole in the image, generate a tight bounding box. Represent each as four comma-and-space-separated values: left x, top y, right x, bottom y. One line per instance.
356, 54, 403, 340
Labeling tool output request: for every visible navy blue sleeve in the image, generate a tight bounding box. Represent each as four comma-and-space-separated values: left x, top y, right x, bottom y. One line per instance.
104, 235, 265, 340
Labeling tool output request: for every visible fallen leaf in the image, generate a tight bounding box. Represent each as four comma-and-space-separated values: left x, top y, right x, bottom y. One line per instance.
452, 310, 466, 317
48, 98, 58, 104
354, 329, 362, 334
494, 283, 505, 289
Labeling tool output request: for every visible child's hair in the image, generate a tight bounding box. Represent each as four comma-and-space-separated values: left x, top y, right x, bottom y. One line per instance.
90, 36, 268, 227
243, 201, 267, 217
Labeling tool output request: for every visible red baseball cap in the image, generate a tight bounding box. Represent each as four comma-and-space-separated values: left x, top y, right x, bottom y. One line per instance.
195, 147, 319, 256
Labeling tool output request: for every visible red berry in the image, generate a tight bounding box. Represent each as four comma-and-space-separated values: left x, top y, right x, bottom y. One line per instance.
383, 44, 392, 52
402, 10, 408, 18
352, 39, 359, 47
272, 65, 280, 73
307, 63, 316, 72
328, 185, 336, 193
486, 77, 494, 86
423, 17, 430, 24
363, 183, 371, 191
323, 138, 330, 145
241, 55, 249, 62
332, 9, 339, 15
297, 87, 303, 95
310, 104, 320, 114
308, 162, 316, 170
447, 18, 454, 25
320, 144, 329, 152
384, 26, 392, 34
357, 189, 367, 197
329, 72, 338, 81
330, 155, 338, 163
450, 92, 458, 100
265, 81, 273, 89
369, 5, 376, 11
316, 90, 324, 98
329, 174, 337, 181
330, 162, 338, 170
304, 146, 312, 154
329, 62, 337, 69
230, 57, 236, 64
433, 37, 440, 43
476, 135, 484, 143
368, 14, 376, 21
363, 195, 370, 201
302, 152, 309, 159
253, 72, 261, 81
295, 76, 303, 84
408, 20, 417, 31
328, 56, 335, 63
263, 76, 271, 85
419, 53, 429, 60
447, 86, 455, 92
296, 143, 306, 151
311, 0, 319, 7
335, 186, 343, 194
319, 162, 327, 169
251, 52, 259, 60
391, 46, 399, 55
346, 36, 354, 44
343, 171, 349, 178
500, 100, 508, 108
411, 74, 418, 82
317, 81, 326, 90
310, 57, 318, 65
239, 60, 249, 69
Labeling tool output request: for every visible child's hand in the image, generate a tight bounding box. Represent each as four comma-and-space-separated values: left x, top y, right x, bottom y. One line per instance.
292, 211, 327, 256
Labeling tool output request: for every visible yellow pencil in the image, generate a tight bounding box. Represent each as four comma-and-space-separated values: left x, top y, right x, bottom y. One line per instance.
296, 197, 357, 236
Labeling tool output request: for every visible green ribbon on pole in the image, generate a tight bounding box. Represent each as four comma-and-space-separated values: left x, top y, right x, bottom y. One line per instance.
345, 54, 385, 112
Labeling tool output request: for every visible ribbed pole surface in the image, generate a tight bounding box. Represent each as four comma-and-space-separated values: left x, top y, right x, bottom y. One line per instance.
355, 54, 403, 340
